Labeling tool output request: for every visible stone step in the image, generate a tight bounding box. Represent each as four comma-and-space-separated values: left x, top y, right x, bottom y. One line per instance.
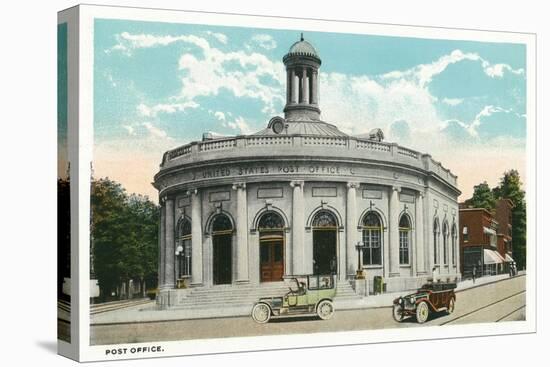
187, 289, 357, 302
174, 295, 360, 310
171, 280, 361, 310
178, 289, 359, 305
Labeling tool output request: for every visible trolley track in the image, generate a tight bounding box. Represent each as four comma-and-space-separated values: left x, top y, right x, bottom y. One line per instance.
439, 290, 525, 325
495, 305, 526, 322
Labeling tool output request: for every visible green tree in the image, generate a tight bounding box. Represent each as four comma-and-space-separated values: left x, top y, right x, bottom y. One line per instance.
493, 170, 527, 269
91, 178, 159, 301
467, 181, 496, 210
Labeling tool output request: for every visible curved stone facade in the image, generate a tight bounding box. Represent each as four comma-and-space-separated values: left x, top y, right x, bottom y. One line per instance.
153, 36, 461, 308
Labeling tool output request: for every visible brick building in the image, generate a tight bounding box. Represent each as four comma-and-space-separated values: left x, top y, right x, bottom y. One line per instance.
495, 199, 514, 263
459, 199, 515, 277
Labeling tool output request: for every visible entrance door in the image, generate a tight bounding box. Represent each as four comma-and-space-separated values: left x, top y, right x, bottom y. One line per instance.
260, 238, 284, 282
213, 233, 232, 284
312, 210, 338, 275
313, 230, 337, 275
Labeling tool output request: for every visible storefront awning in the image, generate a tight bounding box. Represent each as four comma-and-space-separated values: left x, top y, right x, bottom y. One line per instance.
483, 249, 504, 264
505, 253, 515, 263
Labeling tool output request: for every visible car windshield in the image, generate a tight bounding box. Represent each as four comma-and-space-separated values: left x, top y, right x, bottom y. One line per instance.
289, 278, 306, 293
308, 275, 333, 290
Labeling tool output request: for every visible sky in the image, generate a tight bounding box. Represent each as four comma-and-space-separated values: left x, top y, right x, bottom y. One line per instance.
93, 19, 527, 202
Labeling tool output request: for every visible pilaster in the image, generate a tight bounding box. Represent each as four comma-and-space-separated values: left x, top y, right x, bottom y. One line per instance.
290, 180, 305, 275
233, 182, 249, 283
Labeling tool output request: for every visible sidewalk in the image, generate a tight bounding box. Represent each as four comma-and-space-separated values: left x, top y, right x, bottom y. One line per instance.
91, 272, 525, 325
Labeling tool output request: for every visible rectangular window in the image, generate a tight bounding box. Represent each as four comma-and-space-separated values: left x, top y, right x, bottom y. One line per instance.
463, 226, 469, 242
362, 229, 382, 266
434, 232, 439, 265
177, 238, 192, 278
399, 230, 409, 265
443, 236, 448, 265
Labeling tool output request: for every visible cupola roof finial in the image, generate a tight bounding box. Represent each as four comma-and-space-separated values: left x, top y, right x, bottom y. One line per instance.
300, 32, 304, 41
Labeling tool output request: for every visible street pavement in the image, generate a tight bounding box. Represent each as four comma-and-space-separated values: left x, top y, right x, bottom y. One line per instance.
90, 274, 526, 345
90, 272, 523, 324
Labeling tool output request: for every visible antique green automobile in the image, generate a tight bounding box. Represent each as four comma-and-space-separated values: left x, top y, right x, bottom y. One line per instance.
251, 275, 337, 323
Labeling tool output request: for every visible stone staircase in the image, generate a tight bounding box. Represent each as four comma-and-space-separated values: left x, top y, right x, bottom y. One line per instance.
170, 280, 361, 311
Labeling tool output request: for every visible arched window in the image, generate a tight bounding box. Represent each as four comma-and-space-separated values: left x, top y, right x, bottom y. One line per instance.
258, 212, 285, 231
176, 217, 192, 278
452, 224, 457, 266
443, 222, 449, 265
212, 214, 233, 233
433, 219, 440, 265
312, 210, 338, 228
362, 212, 382, 266
399, 214, 411, 265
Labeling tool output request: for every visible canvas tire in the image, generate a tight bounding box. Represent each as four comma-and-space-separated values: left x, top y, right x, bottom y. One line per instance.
416, 301, 430, 324
317, 300, 335, 320
251, 303, 271, 324
392, 304, 404, 322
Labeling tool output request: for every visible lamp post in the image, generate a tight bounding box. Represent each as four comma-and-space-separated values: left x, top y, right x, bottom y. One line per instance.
355, 241, 365, 279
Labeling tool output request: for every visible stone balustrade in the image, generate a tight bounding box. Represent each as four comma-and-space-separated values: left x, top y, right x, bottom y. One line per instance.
160, 134, 457, 186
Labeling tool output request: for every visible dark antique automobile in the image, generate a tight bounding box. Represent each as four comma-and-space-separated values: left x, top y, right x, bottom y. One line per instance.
392, 281, 457, 324
251, 275, 336, 323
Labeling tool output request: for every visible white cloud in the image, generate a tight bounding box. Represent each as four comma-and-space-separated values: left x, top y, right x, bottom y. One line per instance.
107, 32, 211, 55
142, 122, 170, 139
483, 63, 524, 78
250, 34, 277, 50
320, 72, 441, 137
226, 116, 253, 135
442, 97, 463, 106
122, 125, 136, 135
214, 111, 226, 121
137, 101, 199, 117
176, 41, 285, 114
382, 49, 524, 87
465, 105, 524, 137
206, 31, 228, 44
110, 31, 285, 115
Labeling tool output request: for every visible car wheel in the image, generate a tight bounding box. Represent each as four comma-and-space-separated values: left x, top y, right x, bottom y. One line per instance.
317, 300, 335, 320
447, 298, 455, 314
251, 303, 271, 324
392, 304, 404, 322
416, 301, 430, 324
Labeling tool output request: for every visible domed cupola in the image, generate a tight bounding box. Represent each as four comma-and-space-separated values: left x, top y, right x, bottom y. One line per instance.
283, 34, 321, 121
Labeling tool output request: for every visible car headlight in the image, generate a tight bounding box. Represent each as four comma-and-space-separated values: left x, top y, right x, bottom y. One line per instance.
408, 296, 416, 304
398, 298, 403, 305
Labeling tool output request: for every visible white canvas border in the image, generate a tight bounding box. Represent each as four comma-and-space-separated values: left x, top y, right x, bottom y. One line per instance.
74, 4, 536, 362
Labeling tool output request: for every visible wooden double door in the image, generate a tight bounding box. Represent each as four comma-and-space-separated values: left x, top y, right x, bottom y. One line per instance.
260, 236, 284, 282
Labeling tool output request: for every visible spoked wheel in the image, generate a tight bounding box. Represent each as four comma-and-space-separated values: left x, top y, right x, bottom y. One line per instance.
251, 303, 271, 324
392, 304, 404, 322
317, 300, 335, 320
447, 298, 455, 314
416, 301, 430, 324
